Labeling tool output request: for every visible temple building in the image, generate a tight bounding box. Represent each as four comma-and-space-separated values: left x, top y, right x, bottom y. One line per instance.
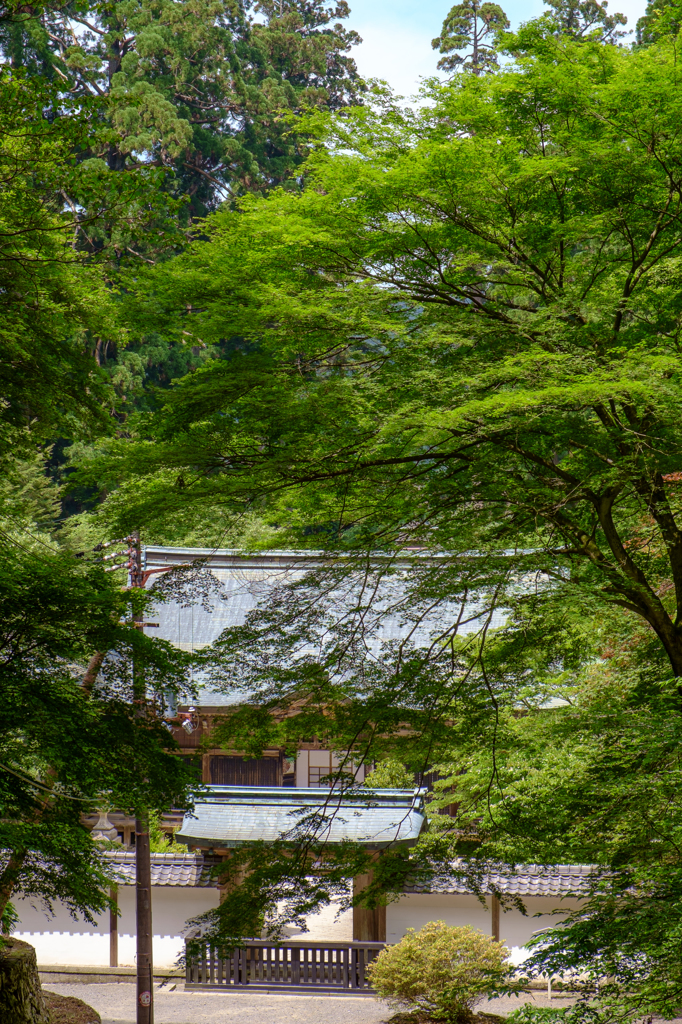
13, 546, 587, 972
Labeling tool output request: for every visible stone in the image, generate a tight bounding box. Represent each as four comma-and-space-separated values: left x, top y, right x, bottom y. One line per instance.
0, 938, 49, 1023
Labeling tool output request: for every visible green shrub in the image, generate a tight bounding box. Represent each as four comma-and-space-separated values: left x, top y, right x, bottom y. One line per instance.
149, 809, 185, 852
368, 920, 511, 1022
507, 1005, 608, 1024
364, 759, 415, 789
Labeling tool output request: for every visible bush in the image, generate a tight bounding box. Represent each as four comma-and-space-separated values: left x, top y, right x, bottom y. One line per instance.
364, 759, 415, 789
368, 920, 511, 1023
507, 1005, 608, 1024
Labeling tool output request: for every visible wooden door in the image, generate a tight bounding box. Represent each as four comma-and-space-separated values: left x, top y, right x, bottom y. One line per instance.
209, 755, 282, 786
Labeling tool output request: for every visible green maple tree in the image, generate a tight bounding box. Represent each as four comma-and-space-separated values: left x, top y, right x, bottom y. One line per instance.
49, 25, 682, 1012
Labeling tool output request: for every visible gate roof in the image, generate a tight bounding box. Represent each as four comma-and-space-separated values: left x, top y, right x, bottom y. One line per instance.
176, 785, 426, 849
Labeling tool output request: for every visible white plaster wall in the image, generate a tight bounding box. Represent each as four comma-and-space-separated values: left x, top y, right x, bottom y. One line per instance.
386, 894, 584, 965
387, 894, 492, 945
116, 886, 220, 967
14, 886, 220, 968
500, 895, 583, 954
14, 883, 581, 968
13, 897, 110, 966
283, 887, 353, 942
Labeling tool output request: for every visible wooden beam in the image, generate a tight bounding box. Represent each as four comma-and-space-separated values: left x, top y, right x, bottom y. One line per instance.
109, 887, 118, 968
352, 869, 386, 943
491, 894, 500, 942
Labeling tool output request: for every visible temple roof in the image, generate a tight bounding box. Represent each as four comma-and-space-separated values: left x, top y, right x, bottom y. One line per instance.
102, 850, 592, 898
142, 546, 508, 707
175, 786, 426, 849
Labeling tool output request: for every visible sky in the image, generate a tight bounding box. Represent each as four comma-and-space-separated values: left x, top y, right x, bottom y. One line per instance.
345, 0, 650, 97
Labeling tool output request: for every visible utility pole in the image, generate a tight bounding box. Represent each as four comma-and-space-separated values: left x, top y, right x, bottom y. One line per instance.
130, 531, 154, 1024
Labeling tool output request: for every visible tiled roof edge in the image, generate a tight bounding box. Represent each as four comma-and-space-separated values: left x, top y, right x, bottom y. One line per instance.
406, 863, 597, 897
102, 850, 220, 887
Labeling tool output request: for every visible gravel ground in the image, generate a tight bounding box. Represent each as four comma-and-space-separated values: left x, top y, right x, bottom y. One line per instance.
43, 982, 682, 1024
42, 983, 582, 1024
44, 982, 393, 1024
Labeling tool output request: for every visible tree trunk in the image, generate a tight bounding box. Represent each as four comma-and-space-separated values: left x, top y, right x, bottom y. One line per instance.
0, 939, 49, 1024
0, 852, 27, 928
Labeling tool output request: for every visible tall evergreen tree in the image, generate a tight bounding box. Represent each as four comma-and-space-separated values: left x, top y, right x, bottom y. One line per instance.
542, 0, 627, 39
0, 0, 365, 420
253, 1, 362, 110
0, 0, 364, 213
506, 0, 627, 49
432, 0, 509, 74
0, 67, 184, 460
636, 0, 682, 45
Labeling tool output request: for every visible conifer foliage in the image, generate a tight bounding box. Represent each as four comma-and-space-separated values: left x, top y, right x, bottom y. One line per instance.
433, 0, 509, 74
0, 0, 363, 211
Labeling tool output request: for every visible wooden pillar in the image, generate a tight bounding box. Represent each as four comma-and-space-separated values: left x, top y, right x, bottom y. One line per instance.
135, 814, 154, 1024
217, 852, 242, 903
491, 894, 500, 942
109, 887, 118, 968
352, 868, 386, 942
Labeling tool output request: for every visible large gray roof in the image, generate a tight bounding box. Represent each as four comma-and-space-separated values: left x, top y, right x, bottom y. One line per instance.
176, 786, 426, 849
143, 546, 509, 706
105, 851, 219, 887
143, 546, 505, 652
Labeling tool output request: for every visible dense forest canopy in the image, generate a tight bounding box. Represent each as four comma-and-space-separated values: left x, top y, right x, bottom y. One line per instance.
0, 0, 367, 416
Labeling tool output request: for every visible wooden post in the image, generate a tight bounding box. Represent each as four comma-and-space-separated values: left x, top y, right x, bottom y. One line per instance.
109, 887, 118, 968
135, 814, 153, 1023
352, 865, 386, 942
491, 894, 500, 942
131, 531, 154, 1024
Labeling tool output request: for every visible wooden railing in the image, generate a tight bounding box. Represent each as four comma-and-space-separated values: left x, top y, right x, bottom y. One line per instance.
185, 939, 385, 992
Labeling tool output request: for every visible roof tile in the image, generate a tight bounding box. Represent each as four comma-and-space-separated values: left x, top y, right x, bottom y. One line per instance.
176, 786, 426, 849
105, 851, 219, 887
407, 864, 595, 897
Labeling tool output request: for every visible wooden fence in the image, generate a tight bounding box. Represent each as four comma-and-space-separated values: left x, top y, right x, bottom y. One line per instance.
185, 939, 385, 992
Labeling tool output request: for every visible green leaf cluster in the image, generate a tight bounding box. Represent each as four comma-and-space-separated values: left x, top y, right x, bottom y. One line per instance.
368, 921, 513, 1022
